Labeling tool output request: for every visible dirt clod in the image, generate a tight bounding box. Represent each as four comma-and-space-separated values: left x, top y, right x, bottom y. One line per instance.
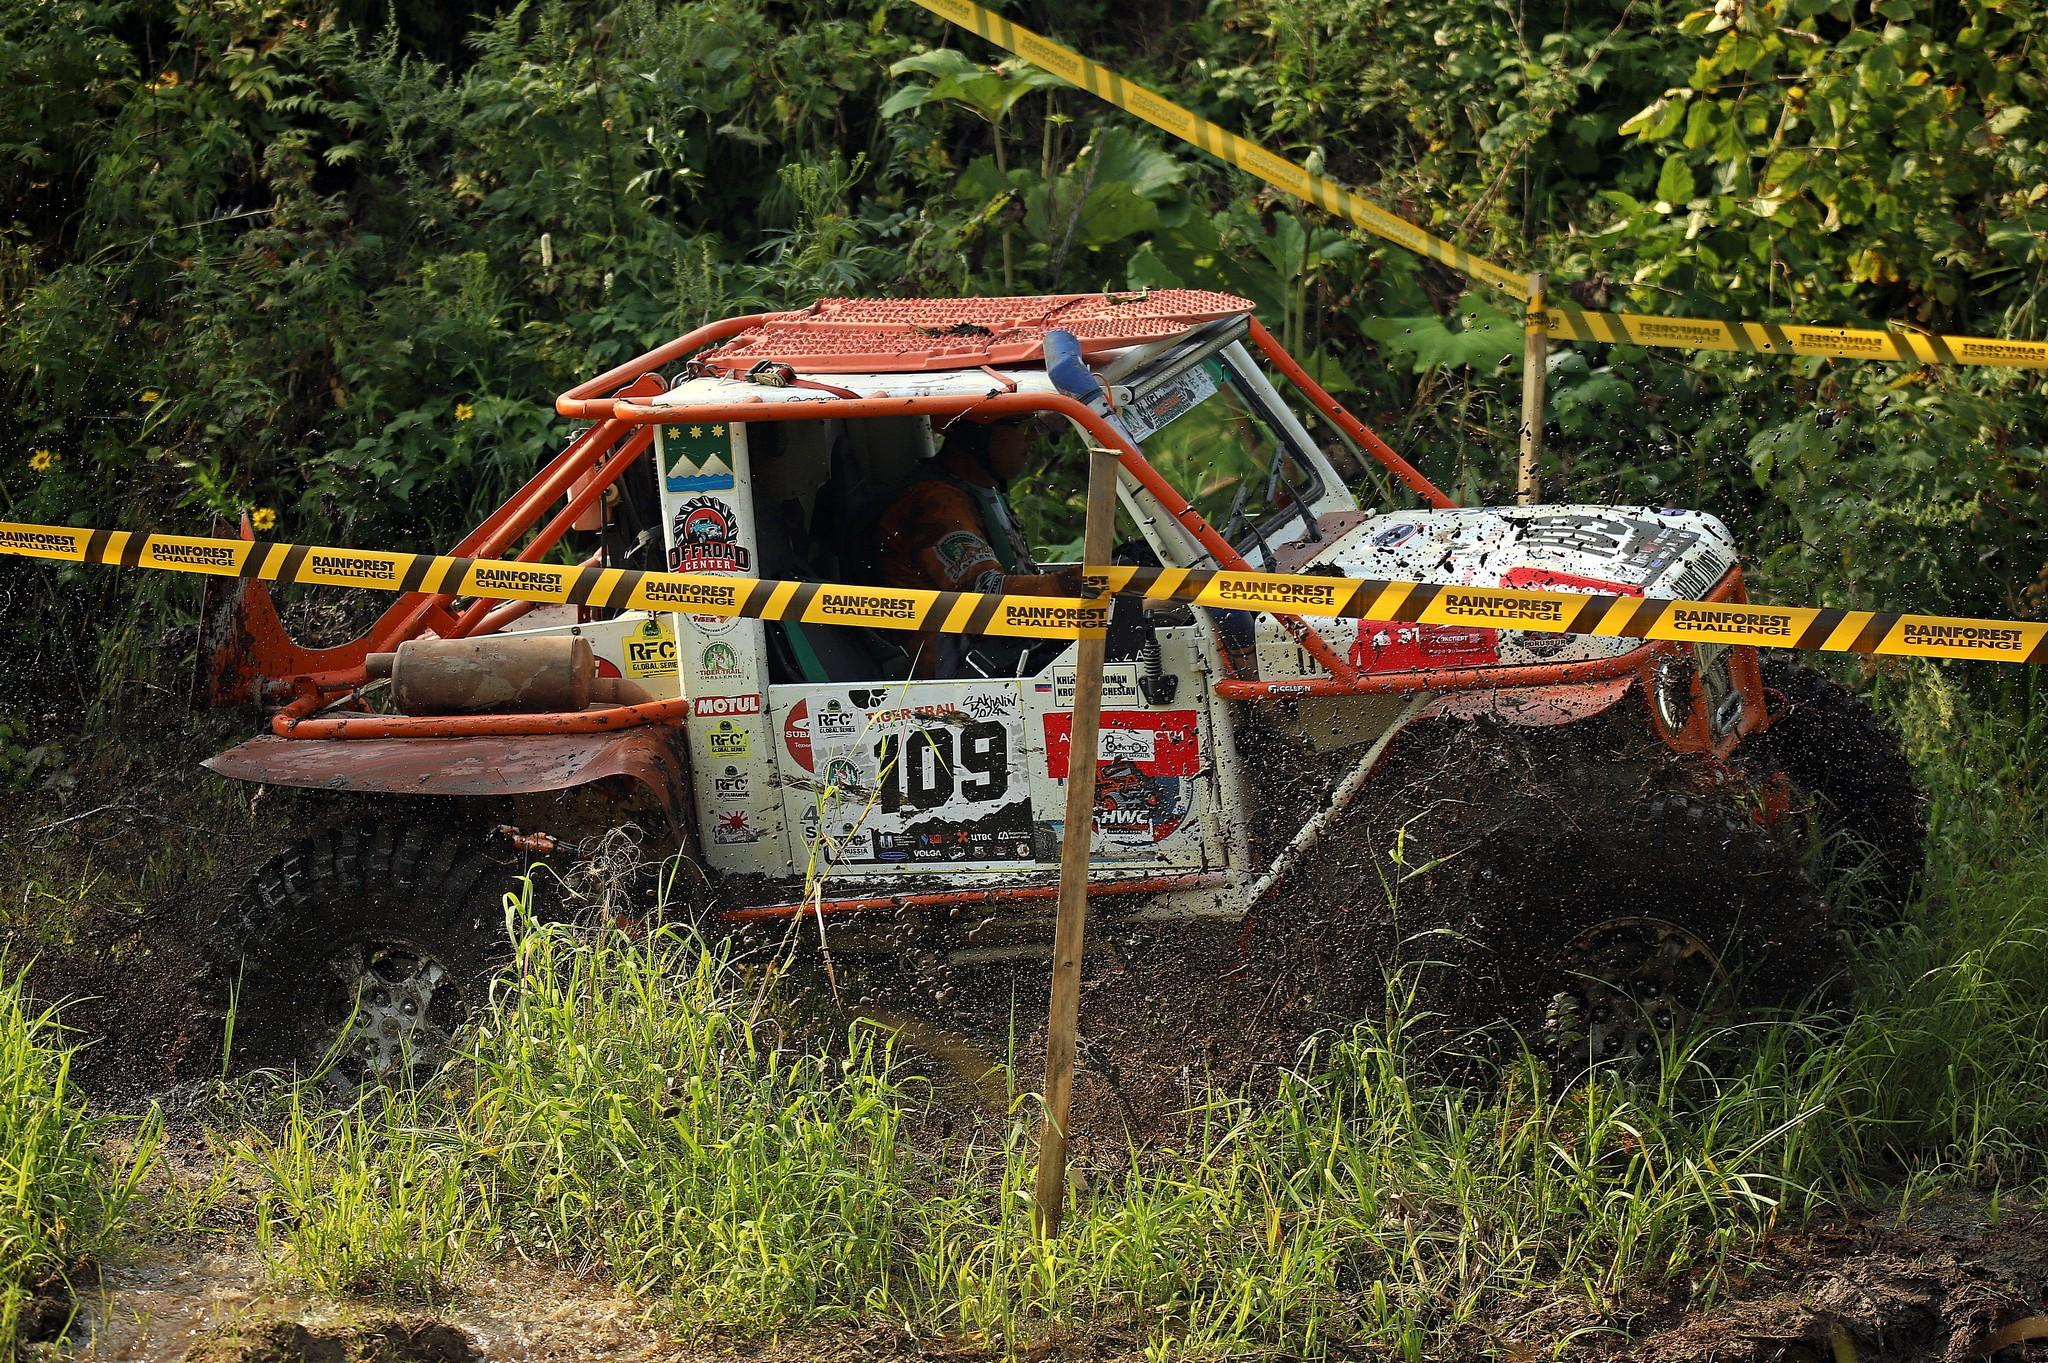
183, 1316, 479, 1363
1549, 1201, 2048, 1363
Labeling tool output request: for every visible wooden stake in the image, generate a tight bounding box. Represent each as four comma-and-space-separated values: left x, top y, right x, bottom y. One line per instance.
1033, 443, 1116, 1240
1518, 273, 1548, 506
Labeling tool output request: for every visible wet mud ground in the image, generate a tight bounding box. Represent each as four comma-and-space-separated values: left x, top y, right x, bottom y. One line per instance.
7, 735, 2048, 1362
31, 934, 2048, 1363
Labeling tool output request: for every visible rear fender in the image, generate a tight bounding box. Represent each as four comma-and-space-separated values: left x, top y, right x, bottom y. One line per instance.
193, 516, 378, 707
203, 729, 693, 830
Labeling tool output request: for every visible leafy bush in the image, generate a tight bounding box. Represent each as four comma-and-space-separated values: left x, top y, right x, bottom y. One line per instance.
0, 0, 2041, 683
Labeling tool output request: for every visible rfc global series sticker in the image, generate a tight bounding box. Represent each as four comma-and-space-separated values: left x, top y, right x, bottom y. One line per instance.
623, 616, 678, 678
704, 720, 750, 759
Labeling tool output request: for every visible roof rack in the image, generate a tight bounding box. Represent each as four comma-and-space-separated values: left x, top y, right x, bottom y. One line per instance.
694, 289, 1254, 375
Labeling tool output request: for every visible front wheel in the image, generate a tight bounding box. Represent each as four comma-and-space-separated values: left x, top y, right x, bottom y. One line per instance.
1266, 717, 1841, 1073
1749, 656, 1926, 928
207, 818, 529, 1084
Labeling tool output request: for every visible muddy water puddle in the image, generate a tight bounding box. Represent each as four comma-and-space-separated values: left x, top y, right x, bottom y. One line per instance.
63, 1243, 689, 1362
65, 1243, 313, 1361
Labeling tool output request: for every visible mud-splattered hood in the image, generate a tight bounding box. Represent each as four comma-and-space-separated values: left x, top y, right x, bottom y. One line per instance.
1262, 505, 1740, 677
1317, 505, 1738, 603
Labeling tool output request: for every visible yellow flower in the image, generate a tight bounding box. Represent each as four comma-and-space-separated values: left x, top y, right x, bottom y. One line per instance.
150, 69, 180, 92
454, 402, 475, 421
28, 449, 55, 472
141, 390, 161, 403
250, 506, 278, 532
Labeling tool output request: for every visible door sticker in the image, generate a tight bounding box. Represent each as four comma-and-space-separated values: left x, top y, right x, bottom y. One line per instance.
1043, 709, 1206, 857
782, 683, 1035, 866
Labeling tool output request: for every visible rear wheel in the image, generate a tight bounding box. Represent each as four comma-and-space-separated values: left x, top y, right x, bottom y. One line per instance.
208, 818, 530, 1085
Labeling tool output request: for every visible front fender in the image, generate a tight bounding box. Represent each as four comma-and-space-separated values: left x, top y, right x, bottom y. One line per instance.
203, 729, 691, 827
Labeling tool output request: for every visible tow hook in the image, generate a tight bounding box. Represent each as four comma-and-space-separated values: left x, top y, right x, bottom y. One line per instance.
494, 824, 561, 855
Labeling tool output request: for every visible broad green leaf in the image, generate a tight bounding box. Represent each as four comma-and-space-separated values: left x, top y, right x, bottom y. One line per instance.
1656, 155, 1696, 205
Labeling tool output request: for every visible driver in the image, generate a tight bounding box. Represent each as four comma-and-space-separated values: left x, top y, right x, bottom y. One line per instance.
873, 413, 1082, 674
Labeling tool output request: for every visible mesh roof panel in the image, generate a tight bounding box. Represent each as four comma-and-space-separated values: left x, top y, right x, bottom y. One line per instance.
696, 290, 1254, 374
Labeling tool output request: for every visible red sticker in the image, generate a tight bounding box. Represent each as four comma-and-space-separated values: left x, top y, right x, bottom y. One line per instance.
1044, 709, 1202, 779
1500, 565, 1641, 596
1348, 619, 1499, 672
783, 698, 813, 772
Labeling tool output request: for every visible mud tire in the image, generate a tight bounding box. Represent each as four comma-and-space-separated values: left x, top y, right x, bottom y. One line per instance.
1750, 656, 1926, 928
207, 818, 528, 1081
1265, 715, 1843, 1065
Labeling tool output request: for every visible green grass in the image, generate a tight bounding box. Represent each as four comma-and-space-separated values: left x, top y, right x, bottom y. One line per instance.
0, 965, 158, 1351
198, 672, 2048, 1357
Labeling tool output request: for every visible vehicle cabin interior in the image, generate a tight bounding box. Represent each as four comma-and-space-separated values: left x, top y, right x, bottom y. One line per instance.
747, 414, 1018, 685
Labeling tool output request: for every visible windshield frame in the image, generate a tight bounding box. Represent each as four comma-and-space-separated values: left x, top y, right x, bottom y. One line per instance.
1115, 331, 1354, 564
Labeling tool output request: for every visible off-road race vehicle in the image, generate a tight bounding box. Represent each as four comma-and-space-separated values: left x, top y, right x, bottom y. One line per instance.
196, 290, 1923, 1080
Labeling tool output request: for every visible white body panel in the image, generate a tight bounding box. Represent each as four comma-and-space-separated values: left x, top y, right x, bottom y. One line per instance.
655, 422, 788, 873
605, 336, 1739, 924
1254, 505, 1737, 683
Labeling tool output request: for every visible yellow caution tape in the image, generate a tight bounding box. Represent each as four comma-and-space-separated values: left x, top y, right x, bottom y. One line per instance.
914, 0, 2048, 369
1084, 565, 2048, 666
908, 0, 1530, 296
0, 523, 1106, 640
1544, 304, 2048, 369
3, 520, 2042, 665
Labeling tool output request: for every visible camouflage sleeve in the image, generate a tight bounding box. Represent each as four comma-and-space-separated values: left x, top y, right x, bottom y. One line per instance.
878, 483, 1005, 593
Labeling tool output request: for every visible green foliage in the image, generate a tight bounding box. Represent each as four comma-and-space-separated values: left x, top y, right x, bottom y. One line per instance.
4, 0, 2043, 652
203, 689, 2048, 1354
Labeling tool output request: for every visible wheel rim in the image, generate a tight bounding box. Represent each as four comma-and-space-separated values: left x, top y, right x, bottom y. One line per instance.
1544, 917, 1728, 1073
321, 939, 455, 1083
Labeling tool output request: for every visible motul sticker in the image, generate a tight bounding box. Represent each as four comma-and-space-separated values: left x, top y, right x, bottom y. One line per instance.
1043, 709, 1203, 779
692, 693, 762, 718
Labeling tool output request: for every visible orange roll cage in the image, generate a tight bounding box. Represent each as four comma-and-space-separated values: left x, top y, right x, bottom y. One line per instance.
258, 309, 1692, 744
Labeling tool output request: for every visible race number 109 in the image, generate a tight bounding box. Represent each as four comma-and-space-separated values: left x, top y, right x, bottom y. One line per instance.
874, 721, 1009, 813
